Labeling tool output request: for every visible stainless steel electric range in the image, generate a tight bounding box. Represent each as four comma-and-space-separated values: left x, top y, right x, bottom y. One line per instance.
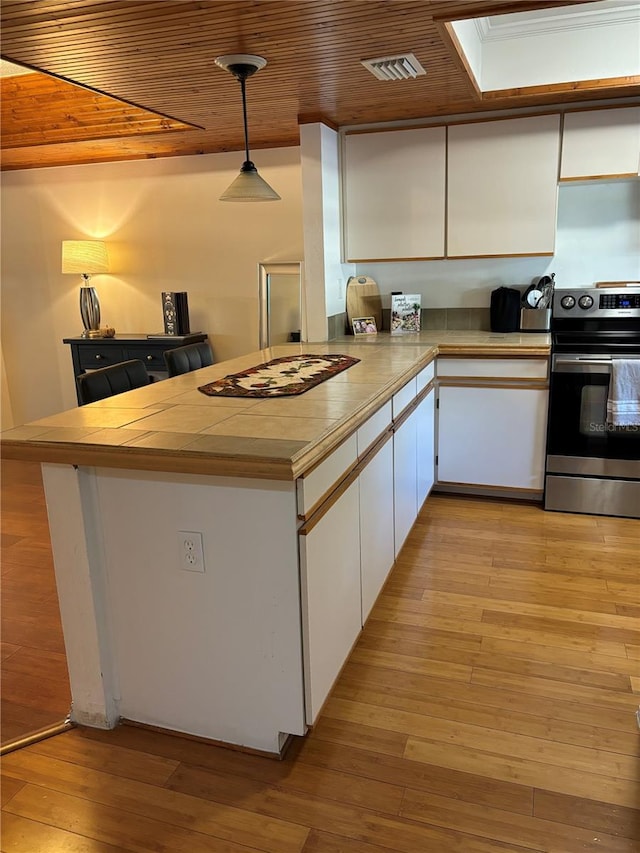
545, 286, 640, 519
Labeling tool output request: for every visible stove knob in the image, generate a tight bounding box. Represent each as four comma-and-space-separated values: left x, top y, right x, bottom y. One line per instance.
560, 295, 576, 309
578, 295, 594, 310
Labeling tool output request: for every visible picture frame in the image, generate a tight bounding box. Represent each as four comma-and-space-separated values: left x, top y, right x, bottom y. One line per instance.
352, 316, 378, 335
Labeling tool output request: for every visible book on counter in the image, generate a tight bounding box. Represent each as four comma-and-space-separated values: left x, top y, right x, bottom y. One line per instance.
390, 294, 422, 334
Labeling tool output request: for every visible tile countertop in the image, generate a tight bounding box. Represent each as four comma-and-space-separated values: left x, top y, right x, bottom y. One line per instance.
1, 332, 550, 481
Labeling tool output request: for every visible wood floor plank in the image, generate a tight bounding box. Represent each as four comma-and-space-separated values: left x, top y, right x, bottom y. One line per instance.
404, 738, 640, 809
1, 642, 20, 661
331, 682, 639, 756
307, 717, 408, 758
402, 589, 637, 631
400, 786, 636, 853
340, 660, 637, 733
364, 616, 484, 652
480, 636, 640, 678
323, 697, 638, 782
298, 736, 534, 816
30, 731, 180, 786
369, 605, 628, 658
301, 829, 409, 853
349, 646, 472, 683
166, 758, 404, 819
0, 775, 26, 807
481, 609, 640, 646
0, 811, 126, 853
533, 789, 640, 841
470, 667, 640, 711
357, 633, 631, 691
1, 751, 310, 853
4, 785, 273, 853
423, 584, 620, 616
166, 761, 538, 853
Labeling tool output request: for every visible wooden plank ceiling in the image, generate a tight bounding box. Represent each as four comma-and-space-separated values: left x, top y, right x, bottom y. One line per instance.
1, 0, 636, 170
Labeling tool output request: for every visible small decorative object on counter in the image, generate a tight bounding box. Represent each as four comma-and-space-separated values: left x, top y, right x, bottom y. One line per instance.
391, 294, 421, 334
101, 326, 116, 338
352, 316, 377, 335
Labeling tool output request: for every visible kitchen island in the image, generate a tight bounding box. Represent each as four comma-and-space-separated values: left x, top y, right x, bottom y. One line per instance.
1, 333, 549, 754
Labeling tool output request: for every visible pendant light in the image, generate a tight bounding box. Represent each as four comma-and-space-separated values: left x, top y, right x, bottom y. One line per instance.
215, 54, 281, 202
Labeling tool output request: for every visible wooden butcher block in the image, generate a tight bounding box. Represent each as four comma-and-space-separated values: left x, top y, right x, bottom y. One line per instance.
346, 276, 383, 332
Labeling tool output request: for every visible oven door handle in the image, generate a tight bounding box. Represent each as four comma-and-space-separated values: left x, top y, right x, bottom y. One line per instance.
554, 358, 612, 366
552, 357, 612, 373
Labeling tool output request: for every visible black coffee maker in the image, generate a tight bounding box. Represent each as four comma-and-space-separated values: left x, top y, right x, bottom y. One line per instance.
490, 287, 521, 333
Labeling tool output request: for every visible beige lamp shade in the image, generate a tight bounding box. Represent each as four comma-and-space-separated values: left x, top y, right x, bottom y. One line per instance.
220, 161, 281, 202
61, 240, 109, 274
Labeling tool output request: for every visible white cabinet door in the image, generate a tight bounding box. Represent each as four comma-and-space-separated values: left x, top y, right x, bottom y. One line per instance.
344, 126, 446, 261
561, 107, 640, 180
447, 114, 561, 257
393, 406, 418, 557
437, 386, 548, 490
359, 435, 395, 623
299, 479, 361, 724
416, 388, 436, 511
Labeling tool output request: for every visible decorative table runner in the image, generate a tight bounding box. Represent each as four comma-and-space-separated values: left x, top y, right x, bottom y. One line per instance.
198, 354, 360, 398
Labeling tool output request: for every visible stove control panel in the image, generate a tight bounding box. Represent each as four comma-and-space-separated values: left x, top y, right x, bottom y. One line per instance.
599, 292, 640, 309
553, 287, 640, 319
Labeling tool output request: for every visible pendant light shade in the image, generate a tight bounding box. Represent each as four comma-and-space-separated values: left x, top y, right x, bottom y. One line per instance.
215, 54, 281, 202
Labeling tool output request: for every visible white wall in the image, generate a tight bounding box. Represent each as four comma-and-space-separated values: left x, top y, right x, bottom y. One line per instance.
300, 123, 355, 341
1, 148, 304, 425
357, 180, 640, 307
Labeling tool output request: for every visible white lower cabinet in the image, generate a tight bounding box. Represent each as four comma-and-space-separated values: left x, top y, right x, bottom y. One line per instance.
299, 478, 361, 725
437, 385, 548, 490
393, 406, 418, 557
299, 367, 437, 725
359, 435, 395, 623
416, 388, 436, 510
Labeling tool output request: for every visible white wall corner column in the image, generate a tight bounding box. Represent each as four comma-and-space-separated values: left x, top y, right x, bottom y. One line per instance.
300, 122, 355, 340
41, 463, 120, 729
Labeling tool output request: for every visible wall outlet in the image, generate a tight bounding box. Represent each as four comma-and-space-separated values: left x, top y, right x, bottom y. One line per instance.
178, 530, 205, 573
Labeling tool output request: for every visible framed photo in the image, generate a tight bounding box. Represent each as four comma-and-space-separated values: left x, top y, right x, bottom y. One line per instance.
352, 316, 378, 336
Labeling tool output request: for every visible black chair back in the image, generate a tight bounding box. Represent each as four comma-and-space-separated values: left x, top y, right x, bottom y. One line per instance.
163, 342, 214, 377
76, 359, 150, 405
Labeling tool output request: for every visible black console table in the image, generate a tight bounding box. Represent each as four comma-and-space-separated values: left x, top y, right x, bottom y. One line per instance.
63, 333, 208, 405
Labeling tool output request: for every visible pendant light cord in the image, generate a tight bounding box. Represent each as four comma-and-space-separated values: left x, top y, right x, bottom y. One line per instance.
240, 75, 250, 162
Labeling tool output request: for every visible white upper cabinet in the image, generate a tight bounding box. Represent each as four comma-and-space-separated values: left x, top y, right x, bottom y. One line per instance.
344, 126, 446, 261
560, 107, 640, 181
447, 114, 561, 257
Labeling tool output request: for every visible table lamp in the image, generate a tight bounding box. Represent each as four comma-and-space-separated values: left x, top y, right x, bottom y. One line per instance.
62, 240, 110, 338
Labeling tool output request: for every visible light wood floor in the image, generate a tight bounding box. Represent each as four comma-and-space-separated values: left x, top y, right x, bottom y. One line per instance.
1, 465, 639, 852
1, 460, 71, 744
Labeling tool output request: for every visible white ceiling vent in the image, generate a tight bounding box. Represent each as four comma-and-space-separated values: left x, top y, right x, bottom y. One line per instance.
361, 53, 426, 81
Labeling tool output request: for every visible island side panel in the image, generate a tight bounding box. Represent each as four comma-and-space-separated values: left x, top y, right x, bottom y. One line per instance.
46, 464, 306, 753
41, 463, 120, 729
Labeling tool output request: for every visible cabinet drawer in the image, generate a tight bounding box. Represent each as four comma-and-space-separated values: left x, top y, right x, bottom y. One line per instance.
392, 377, 417, 419
122, 347, 167, 371
416, 361, 435, 393
296, 434, 358, 518
437, 358, 548, 381
357, 401, 391, 457
77, 346, 127, 369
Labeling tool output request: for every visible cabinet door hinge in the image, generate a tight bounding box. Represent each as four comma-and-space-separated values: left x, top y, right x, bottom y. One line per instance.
435, 455, 439, 466
436, 397, 440, 409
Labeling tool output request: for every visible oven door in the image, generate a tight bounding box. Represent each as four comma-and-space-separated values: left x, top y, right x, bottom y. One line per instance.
547, 354, 640, 476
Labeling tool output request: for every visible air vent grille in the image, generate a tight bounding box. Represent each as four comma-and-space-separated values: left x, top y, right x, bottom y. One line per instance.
361, 53, 426, 81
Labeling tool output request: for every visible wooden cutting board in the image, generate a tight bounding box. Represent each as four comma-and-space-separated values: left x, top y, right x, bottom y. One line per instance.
346, 276, 383, 333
